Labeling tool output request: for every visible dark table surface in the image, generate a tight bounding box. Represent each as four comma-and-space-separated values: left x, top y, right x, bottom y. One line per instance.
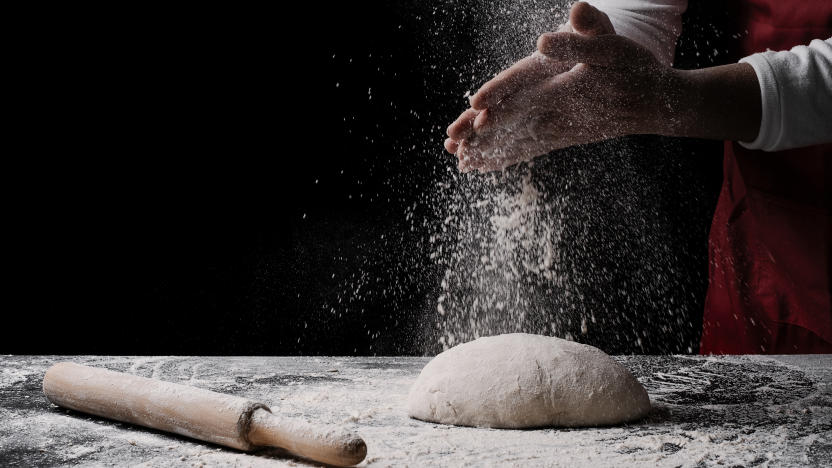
1, 355, 831, 467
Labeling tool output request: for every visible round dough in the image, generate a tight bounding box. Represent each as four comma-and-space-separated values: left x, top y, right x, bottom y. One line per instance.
407, 333, 650, 428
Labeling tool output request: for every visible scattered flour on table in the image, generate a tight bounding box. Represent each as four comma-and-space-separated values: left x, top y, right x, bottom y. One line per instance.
2, 356, 831, 467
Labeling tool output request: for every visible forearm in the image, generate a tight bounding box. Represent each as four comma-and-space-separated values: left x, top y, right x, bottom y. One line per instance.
584, 0, 761, 142
660, 38, 832, 149
661, 63, 762, 142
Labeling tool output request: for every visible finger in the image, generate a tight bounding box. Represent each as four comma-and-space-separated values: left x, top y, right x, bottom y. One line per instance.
472, 106, 529, 133
459, 155, 480, 173
457, 138, 481, 162
569, 2, 615, 36
458, 154, 472, 172
536, 32, 625, 66
477, 69, 581, 132
475, 93, 536, 132
473, 108, 489, 131
462, 125, 515, 171
444, 138, 459, 154
469, 53, 570, 111
447, 108, 479, 140
467, 132, 521, 173
462, 116, 557, 172
457, 141, 487, 173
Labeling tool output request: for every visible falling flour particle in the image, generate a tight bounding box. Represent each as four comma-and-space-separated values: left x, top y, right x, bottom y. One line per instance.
430, 169, 567, 351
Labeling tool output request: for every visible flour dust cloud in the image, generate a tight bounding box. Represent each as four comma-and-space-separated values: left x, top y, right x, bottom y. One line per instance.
414, 0, 709, 355
326, 0, 712, 356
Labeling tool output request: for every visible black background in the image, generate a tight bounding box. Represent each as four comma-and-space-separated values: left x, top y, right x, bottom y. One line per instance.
7, 1, 733, 355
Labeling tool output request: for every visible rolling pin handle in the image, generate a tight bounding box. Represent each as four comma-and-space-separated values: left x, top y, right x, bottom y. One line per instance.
247, 408, 367, 466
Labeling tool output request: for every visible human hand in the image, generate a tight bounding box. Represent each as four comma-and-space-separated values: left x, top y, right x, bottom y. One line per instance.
444, 2, 677, 173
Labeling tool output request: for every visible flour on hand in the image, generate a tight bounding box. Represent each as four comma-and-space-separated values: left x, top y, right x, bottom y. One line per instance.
407, 333, 650, 428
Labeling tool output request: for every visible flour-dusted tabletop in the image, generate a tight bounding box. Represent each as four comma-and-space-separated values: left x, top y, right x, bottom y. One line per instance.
1, 355, 830, 467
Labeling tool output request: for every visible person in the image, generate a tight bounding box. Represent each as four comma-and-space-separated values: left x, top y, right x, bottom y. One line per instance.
444, 0, 832, 354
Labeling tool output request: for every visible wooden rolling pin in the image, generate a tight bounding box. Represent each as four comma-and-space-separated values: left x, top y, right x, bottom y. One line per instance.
42, 362, 367, 466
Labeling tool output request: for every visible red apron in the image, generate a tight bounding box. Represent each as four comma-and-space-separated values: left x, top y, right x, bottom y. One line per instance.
700, 0, 832, 354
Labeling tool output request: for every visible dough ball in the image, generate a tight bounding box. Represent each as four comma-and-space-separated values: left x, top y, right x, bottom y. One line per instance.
407, 333, 650, 428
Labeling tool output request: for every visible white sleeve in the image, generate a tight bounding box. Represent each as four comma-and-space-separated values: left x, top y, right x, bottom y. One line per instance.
585, 0, 687, 66
739, 38, 832, 152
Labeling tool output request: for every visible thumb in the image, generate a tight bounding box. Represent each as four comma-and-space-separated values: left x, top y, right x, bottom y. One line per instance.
569, 2, 615, 36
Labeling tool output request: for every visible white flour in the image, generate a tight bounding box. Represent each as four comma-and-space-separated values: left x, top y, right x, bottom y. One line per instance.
429, 168, 568, 350
2, 356, 830, 467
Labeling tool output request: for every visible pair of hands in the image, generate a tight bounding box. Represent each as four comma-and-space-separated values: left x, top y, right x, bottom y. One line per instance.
444, 2, 676, 173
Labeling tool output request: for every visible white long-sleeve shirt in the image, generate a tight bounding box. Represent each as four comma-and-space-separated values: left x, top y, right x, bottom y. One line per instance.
586, 0, 832, 151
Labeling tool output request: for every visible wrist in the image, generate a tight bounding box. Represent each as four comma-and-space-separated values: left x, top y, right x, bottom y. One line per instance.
654, 68, 695, 138
651, 64, 762, 141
